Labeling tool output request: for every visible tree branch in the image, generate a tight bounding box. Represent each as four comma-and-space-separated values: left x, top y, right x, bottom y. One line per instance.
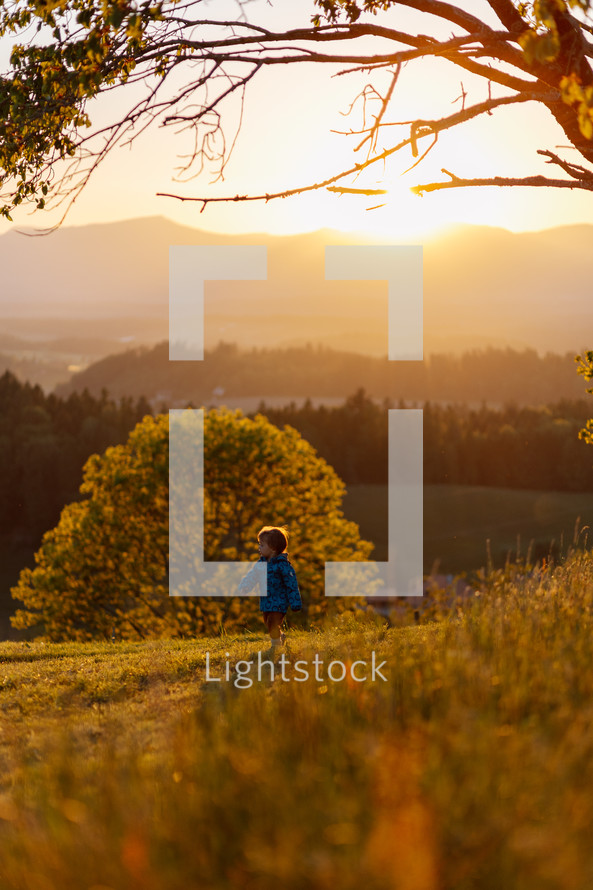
537, 148, 593, 181
156, 91, 556, 209
393, 0, 495, 37
3, 0, 593, 222
326, 186, 387, 195
485, 0, 526, 35
413, 169, 593, 194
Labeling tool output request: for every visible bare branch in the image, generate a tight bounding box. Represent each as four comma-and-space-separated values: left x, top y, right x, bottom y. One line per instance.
403, 132, 438, 174
326, 186, 387, 195
413, 168, 593, 194
162, 62, 261, 126
393, 0, 496, 36
355, 63, 400, 155
485, 0, 526, 35
332, 30, 533, 84
156, 91, 556, 210
537, 148, 593, 181
412, 91, 557, 141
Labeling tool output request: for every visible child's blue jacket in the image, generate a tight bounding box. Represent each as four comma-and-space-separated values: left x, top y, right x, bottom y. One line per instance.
238, 554, 302, 613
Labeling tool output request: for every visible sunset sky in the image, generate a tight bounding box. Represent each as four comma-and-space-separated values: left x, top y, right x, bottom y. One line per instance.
2, 0, 593, 239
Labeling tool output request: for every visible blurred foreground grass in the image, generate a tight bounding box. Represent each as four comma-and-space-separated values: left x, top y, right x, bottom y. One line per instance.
3, 552, 593, 888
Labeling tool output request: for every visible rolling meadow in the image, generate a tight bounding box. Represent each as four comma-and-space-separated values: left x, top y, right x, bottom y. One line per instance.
2, 551, 593, 889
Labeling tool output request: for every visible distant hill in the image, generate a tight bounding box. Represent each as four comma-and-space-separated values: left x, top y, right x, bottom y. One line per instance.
54, 342, 589, 408
1, 217, 593, 373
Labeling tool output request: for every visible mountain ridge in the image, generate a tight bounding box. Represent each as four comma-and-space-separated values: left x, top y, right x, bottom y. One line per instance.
1, 216, 591, 358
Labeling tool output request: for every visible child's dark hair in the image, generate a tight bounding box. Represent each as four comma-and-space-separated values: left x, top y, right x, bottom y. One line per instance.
258, 525, 289, 554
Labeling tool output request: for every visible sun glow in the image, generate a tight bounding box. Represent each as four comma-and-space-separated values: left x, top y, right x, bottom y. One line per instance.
282, 177, 505, 242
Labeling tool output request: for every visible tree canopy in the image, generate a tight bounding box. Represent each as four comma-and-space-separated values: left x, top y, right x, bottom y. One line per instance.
11, 409, 372, 640
0, 0, 593, 220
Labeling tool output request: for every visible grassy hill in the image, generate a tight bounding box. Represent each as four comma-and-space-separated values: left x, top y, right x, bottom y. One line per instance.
1, 550, 593, 889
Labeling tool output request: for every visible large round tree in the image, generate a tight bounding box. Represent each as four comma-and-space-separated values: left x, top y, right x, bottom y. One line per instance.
11, 409, 372, 640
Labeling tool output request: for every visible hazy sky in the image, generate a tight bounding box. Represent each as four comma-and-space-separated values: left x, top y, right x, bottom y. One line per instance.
3, 0, 593, 238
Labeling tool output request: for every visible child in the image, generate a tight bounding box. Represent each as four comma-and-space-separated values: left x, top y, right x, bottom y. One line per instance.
238, 525, 302, 654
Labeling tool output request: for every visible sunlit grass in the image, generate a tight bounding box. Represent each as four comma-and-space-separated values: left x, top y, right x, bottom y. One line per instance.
2, 553, 593, 888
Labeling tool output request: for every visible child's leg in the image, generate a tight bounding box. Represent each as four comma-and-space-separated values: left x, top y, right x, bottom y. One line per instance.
263, 611, 284, 640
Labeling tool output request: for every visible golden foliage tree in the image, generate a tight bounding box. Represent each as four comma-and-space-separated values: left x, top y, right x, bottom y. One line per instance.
11, 410, 372, 640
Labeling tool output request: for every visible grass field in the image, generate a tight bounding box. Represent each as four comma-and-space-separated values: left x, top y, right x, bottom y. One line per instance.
2, 550, 593, 888
344, 484, 593, 574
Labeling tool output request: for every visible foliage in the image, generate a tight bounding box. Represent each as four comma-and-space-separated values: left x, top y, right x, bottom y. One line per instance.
11, 409, 372, 640
576, 349, 593, 445
11, 413, 170, 641
1, 1, 593, 218
4, 552, 593, 887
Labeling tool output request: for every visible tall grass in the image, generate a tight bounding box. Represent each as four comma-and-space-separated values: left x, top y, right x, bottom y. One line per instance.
2, 552, 593, 888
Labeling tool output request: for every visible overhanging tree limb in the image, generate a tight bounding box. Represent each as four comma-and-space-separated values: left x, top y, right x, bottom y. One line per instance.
157, 90, 559, 207
0, 0, 592, 221
412, 170, 593, 194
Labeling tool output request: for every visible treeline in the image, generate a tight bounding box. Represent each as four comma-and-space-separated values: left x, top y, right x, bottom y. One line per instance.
0, 351, 69, 393
54, 341, 588, 406
258, 390, 593, 491
0, 372, 152, 541
4, 372, 593, 550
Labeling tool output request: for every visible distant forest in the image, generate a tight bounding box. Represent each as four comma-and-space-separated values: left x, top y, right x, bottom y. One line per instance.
55, 342, 588, 406
0, 372, 151, 542
3, 370, 593, 559
259, 390, 593, 491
